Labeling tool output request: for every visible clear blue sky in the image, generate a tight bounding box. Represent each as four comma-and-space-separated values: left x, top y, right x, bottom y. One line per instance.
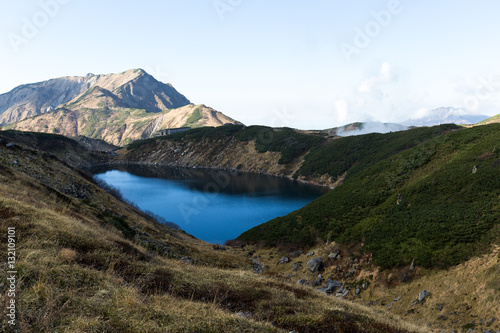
1, 0, 499, 128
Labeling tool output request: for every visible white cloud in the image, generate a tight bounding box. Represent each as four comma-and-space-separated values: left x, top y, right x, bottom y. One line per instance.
357, 62, 396, 94
358, 77, 378, 94
334, 99, 349, 124
410, 107, 430, 119
380, 62, 395, 82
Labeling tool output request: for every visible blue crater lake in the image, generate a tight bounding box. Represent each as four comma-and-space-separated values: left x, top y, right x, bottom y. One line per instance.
92, 165, 328, 244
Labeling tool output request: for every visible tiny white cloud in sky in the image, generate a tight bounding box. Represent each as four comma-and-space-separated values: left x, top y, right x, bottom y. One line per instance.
358, 62, 396, 94
334, 99, 349, 124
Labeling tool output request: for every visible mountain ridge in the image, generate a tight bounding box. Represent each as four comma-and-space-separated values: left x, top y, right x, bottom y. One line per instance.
1, 69, 241, 145
0, 68, 191, 126
403, 107, 489, 127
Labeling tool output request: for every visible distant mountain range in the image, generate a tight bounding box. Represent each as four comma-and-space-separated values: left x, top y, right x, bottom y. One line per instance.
322, 107, 492, 138
0, 69, 241, 145
403, 107, 489, 127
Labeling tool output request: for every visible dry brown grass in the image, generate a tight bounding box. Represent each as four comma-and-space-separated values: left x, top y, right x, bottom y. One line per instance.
248, 240, 500, 333
58, 248, 78, 263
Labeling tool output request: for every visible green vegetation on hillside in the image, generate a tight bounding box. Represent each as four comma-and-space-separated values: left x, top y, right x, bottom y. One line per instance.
237, 126, 325, 164
239, 124, 500, 269
182, 106, 203, 127
296, 124, 459, 180
128, 125, 325, 164
477, 113, 500, 125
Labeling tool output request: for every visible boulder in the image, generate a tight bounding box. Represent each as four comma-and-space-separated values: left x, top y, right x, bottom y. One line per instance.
325, 278, 342, 289
311, 280, 322, 287
317, 279, 342, 295
297, 279, 307, 285
306, 251, 315, 257
307, 257, 323, 272
328, 252, 341, 260
252, 259, 264, 274
277, 256, 290, 264
290, 251, 303, 258
417, 290, 431, 303
212, 244, 226, 251
335, 285, 344, 297
292, 263, 302, 272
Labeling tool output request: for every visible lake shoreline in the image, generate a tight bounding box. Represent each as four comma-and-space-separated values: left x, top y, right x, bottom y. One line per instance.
92, 164, 328, 244
85, 161, 336, 190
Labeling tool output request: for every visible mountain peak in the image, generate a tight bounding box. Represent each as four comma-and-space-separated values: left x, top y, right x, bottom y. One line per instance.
0, 69, 191, 125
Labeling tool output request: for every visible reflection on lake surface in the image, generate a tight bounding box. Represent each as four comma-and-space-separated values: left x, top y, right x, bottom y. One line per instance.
91, 165, 328, 244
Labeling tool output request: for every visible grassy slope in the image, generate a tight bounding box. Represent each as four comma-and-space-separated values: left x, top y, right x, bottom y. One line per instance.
476, 113, 500, 125
0, 133, 421, 332
238, 124, 500, 269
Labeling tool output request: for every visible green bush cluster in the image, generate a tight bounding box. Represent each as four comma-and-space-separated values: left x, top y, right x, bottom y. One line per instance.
237, 126, 325, 164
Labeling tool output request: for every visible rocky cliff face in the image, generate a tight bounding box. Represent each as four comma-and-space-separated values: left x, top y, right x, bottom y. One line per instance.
118, 136, 291, 176
0, 69, 191, 125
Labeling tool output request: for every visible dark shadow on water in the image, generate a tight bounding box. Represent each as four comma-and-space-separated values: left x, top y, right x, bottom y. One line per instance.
90, 164, 328, 198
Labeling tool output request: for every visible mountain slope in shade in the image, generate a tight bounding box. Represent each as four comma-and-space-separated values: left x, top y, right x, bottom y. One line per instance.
403, 107, 489, 127
0, 69, 190, 125
7, 104, 240, 146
